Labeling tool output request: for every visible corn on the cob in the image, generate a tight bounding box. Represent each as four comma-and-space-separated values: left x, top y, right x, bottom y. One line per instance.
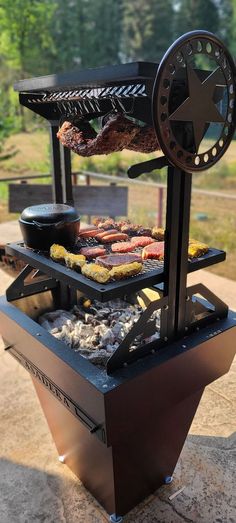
188, 241, 209, 258
81, 263, 110, 283
50, 244, 67, 261
65, 253, 86, 270
109, 261, 142, 280
152, 227, 165, 240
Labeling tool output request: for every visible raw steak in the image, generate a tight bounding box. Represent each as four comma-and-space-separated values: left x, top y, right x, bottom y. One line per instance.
111, 242, 134, 253
131, 236, 154, 247
142, 242, 165, 260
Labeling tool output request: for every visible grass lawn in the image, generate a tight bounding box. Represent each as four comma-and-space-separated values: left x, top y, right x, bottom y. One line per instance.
0, 130, 236, 280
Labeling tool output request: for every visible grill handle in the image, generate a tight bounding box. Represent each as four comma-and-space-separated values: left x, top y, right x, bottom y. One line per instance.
32, 220, 65, 229
128, 156, 169, 179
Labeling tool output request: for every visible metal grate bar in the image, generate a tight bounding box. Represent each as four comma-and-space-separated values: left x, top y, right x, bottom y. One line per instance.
27, 83, 147, 104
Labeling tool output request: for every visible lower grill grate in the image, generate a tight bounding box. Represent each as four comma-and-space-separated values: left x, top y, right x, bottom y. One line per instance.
6, 241, 226, 302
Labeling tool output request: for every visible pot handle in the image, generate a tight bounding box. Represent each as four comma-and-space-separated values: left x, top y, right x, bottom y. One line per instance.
33, 220, 64, 230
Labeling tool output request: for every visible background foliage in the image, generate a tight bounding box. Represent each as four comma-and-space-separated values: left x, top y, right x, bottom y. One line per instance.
0, 0, 236, 136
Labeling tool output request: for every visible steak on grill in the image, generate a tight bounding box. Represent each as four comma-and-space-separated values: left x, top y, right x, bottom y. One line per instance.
96, 253, 142, 269
101, 232, 128, 243
142, 241, 165, 260
57, 114, 160, 156
111, 241, 134, 253
80, 246, 106, 258
131, 236, 154, 247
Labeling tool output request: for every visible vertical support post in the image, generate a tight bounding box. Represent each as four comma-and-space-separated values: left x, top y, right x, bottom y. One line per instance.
49, 123, 63, 203
157, 187, 164, 227
60, 143, 74, 205
163, 166, 182, 339
110, 182, 117, 220
86, 174, 91, 223
176, 171, 192, 334
163, 166, 192, 338
72, 173, 77, 186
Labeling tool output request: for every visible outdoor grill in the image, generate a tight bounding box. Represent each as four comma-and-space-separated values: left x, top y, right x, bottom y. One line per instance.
0, 30, 236, 521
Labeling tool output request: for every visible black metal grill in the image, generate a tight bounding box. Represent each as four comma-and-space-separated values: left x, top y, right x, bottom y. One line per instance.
1, 31, 236, 520
7, 30, 236, 371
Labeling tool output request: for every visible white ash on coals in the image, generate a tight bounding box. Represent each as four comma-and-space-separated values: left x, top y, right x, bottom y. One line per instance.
38, 298, 160, 367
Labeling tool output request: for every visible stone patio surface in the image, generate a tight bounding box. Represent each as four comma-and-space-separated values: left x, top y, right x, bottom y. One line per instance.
0, 223, 235, 522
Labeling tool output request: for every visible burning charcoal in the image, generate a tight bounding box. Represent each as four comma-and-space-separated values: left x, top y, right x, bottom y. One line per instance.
50, 327, 59, 334
54, 325, 73, 346
90, 335, 100, 347
100, 328, 115, 346
94, 324, 108, 336
86, 349, 111, 366
85, 313, 94, 324
38, 296, 161, 369
106, 344, 115, 352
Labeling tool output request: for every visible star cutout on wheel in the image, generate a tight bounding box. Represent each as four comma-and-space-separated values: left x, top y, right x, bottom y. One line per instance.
169, 64, 224, 152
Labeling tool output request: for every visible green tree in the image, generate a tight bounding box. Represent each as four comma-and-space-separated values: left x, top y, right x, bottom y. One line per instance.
217, 0, 234, 49
122, 0, 174, 62
81, 0, 122, 67
0, 0, 56, 130
48, 0, 122, 71
174, 0, 219, 38
48, 0, 81, 72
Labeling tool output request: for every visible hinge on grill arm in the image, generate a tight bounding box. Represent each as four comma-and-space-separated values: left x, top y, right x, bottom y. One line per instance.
5, 264, 77, 309
106, 295, 169, 374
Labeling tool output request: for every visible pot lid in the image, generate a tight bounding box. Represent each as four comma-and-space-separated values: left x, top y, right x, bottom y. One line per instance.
20, 203, 80, 224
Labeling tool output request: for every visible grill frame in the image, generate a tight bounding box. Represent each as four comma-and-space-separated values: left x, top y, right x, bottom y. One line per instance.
2, 30, 236, 519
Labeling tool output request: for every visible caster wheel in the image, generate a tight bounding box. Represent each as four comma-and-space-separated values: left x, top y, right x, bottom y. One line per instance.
109, 515, 123, 523
164, 475, 173, 484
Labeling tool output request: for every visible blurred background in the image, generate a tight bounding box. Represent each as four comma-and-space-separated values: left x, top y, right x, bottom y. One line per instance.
0, 0, 236, 280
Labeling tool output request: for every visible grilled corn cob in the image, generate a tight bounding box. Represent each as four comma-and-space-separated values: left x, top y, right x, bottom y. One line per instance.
152, 227, 165, 240
109, 261, 142, 280
65, 253, 86, 270
50, 244, 68, 261
81, 263, 110, 283
188, 241, 209, 258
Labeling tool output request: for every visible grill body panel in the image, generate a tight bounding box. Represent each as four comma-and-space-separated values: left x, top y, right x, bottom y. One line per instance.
1, 294, 235, 515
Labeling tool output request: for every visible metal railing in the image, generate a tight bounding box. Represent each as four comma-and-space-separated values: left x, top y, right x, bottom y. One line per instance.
1, 169, 236, 228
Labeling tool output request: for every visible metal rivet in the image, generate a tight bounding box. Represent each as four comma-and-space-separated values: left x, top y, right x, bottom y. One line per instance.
196, 326, 200, 331
58, 455, 65, 463
123, 362, 128, 367
184, 326, 188, 331
182, 344, 187, 349
151, 349, 155, 354
20, 292, 24, 297
44, 286, 48, 290
36, 333, 41, 337
164, 336, 168, 342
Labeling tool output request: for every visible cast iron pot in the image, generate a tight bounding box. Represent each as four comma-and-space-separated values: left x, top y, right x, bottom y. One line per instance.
19, 203, 80, 250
